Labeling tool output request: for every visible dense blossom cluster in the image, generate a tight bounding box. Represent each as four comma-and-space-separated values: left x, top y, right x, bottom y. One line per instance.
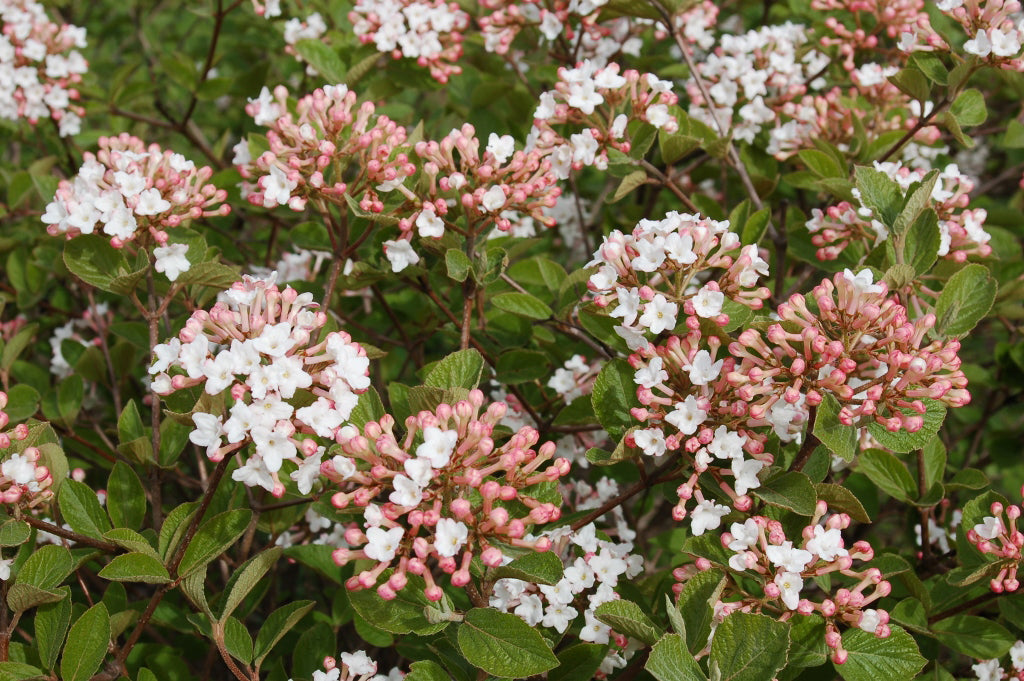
529, 60, 679, 178
811, 0, 929, 66
675, 502, 891, 664
687, 23, 829, 144
322, 389, 571, 601
0, 393, 54, 506
807, 161, 992, 261
348, 0, 470, 83
587, 211, 770, 349
43, 134, 229, 279
305, 651, 402, 681
730, 269, 969, 431
0, 0, 88, 136
968, 493, 1024, 594
490, 522, 642, 675
151, 276, 370, 496
973, 640, 1024, 681
902, 0, 1024, 70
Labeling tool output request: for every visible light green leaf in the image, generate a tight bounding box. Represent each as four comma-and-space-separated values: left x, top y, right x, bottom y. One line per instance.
177, 509, 252, 577
594, 599, 663, 645
813, 394, 858, 462
17, 544, 73, 590
931, 615, 1014, 659
405, 660, 451, 681
839, 626, 924, 681
950, 88, 987, 127
292, 40, 347, 83
647, 633, 708, 681
753, 471, 817, 516
97, 552, 170, 584
492, 551, 563, 586
62, 236, 127, 292
60, 603, 110, 681
709, 612, 790, 681
424, 349, 485, 391
0, 520, 30, 547
223, 616, 254, 665
6, 583, 65, 612
934, 264, 996, 337
456, 608, 559, 678
677, 569, 727, 654
610, 170, 647, 202
491, 292, 552, 320
856, 450, 917, 502
58, 479, 113, 539
445, 249, 472, 282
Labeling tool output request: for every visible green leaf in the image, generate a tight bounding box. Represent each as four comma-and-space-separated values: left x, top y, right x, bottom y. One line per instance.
814, 483, 871, 523
647, 634, 707, 681
116, 400, 146, 444
0, 662, 44, 681
888, 68, 930, 103
902, 210, 941, 276
445, 249, 473, 282
348, 573, 450, 635
218, 547, 282, 621
591, 359, 636, 441
495, 349, 550, 384
57, 373, 83, 426
838, 626, 924, 681
856, 450, 917, 502
677, 569, 726, 654
813, 394, 858, 462
103, 528, 159, 559
934, 264, 996, 337
594, 599, 663, 645
753, 471, 817, 516
709, 612, 790, 681
177, 509, 252, 577
175, 261, 239, 289
909, 52, 948, 84
106, 462, 146, 530
786, 614, 827, 670
492, 551, 563, 586
457, 608, 559, 678
931, 615, 1014, 659
549, 644, 608, 681
252, 600, 315, 667
34, 586, 71, 671
921, 437, 946, 489
62, 236, 128, 292
0, 520, 30, 547
223, 616, 254, 665
950, 88, 987, 127
610, 169, 647, 202
1004, 119, 1024, 148
854, 166, 902, 228
867, 399, 947, 453
292, 40, 347, 83
97, 552, 170, 584
60, 603, 110, 681
406, 660, 451, 681
0, 323, 37, 371
58, 479, 113, 538
16, 544, 73, 589
491, 292, 552, 320
425, 349, 485, 391
6, 584, 65, 612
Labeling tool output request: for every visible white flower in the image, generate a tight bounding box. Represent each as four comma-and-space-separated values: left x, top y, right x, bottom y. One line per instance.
250, 424, 297, 473
687, 350, 723, 386
805, 525, 848, 562
633, 428, 667, 457
638, 294, 678, 334
189, 413, 223, 450
1010, 639, 1024, 670
634, 356, 668, 388
579, 609, 611, 644
541, 601, 578, 632
383, 240, 420, 272
972, 659, 1003, 681
364, 526, 404, 562
775, 571, 803, 610
340, 651, 377, 677
149, 338, 181, 374
290, 451, 323, 495
964, 30, 993, 57
434, 517, 469, 557
416, 427, 458, 468
0, 558, 12, 581
486, 133, 516, 165
134, 188, 171, 216
253, 322, 296, 358
858, 609, 880, 634
691, 285, 724, 318
416, 206, 445, 238
231, 456, 275, 492
731, 457, 764, 495
1, 454, 35, 485
389, 475, 423, 507
765, 541, 814, 573
728, 519, 760, 552
841, 268, 884, 295
481, 185, 506, 212
665, 396, 707, 435
153, 243, 190, 282
690, 500, 730, 536
974, 516, 1004, 540
263, 165, 297, 208
991, 28, 1022, 57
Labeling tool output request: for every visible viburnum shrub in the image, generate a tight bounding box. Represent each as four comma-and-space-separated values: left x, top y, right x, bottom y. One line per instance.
3, 0, 1024, 680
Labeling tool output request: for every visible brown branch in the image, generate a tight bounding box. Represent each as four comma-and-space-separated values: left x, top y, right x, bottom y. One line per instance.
571, 458, 681, 531
22, 516, 119, 553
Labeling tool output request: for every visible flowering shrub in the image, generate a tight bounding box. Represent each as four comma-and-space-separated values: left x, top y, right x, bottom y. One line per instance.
2, 0, 1024, 680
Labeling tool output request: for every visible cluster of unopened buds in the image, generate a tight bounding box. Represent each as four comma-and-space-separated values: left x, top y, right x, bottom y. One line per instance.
529, 60, 679, 178
967, 493, 1024, 593
309, 651, 402, 681
972, 640, 1024, 681
902, 0, 1024, 71
150, 275, 370, 497
322, 389, 571, 601
238, 84, 414, 215
490, 523, 642, 675
42, 134, 229, 280
0, 0, 88, 136
587, 211, 770, 349
728, 268, 970, 433
807, 161, 991, 261
675, 502, 891, 664
810, 0, 930, 67
687, 22, 829, 144
347, 0, 470, 82
0, 392, 54, 506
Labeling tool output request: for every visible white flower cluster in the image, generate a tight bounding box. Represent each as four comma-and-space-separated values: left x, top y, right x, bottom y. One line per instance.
547, 354, 599, 403
490, 522, 642, 674
0, 0, 87, 136
973, 641, 1024, 681
283, 12, 327, 75
348, 0, 469, 66
587, 212, 769, 350
301, 650, 402, 681
151, 276, 370, 496
688, 22, 828, 144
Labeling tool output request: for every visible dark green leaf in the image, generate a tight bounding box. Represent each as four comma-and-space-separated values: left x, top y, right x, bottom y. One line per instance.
97, 552, 170, 584
753, 471, 817, 516
252, 600, 315, 666
931, 615, 1014, 659
709, 612, 790, 681
177, 509, 252, 577
814, 394, 858, 462
456, 608, 559, 678
646, 634, 708, 681
491, 292, 552, 320
594, 599, 663, 645
934, 264, 996, 337
60, 603, 110, 681
58, 479, 113, 538
106, 462, 146, 530
838, 626, 924, 681
34, 586, 71, 671
492, 551, 563, 586
425, 349, 485, 391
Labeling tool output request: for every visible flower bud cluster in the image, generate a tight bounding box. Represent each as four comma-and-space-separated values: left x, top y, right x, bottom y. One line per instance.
150, 275, 370, 497
587, 211, 770, 349
42, 134, 230, 267
903, 0, 1024, 70
967, 494, 1024, 594
308, 650, 400, 681
347, 0, 470, 83
529, 60, 679, 179
687, 23, 830, 144
971, 640, 1024, 681
322, 389, 571, 601
728, 269, 970, 433
490, 523, 642, 675
810, 0, 930, 67
0, 0, 88, 136
806, 161, 991, 261
675, 502, 891, 665
0, 392, 54, 507
238, 84, 414, 215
